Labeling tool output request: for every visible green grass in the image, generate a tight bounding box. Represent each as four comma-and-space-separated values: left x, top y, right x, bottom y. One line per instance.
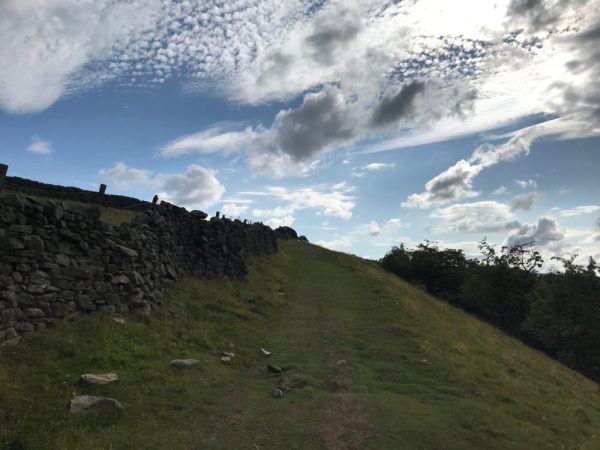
1, 241, 599, 449
0, 189, 135, 225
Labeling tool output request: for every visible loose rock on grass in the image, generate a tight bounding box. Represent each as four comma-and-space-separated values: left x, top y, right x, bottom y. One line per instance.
267, 364, 282, 374
80, 373, 119, 385
169, 359, 200, 368
68, 395, 123, 416
272, 388, 284, 399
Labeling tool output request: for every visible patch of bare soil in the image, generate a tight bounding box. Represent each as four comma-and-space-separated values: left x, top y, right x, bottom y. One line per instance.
319, 322, 375, 450
321, 393, 375, 450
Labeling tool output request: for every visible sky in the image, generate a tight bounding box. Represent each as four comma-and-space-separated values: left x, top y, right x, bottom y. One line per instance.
1, 0, 599, 265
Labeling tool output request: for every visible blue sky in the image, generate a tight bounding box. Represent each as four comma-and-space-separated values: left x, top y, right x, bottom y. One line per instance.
1, 0, 599, 264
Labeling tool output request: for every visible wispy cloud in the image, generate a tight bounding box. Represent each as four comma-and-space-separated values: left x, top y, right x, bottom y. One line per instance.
27, 136, 53, 155
403, 116, 591, 209
558, 205, 600, 217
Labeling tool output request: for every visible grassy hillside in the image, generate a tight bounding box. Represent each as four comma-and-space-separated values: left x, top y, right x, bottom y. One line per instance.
1, 241, 599, 449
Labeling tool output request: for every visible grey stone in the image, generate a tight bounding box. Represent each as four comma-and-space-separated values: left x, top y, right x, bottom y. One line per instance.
111, 274, 130, 285
7, 238, 25, 250
169, 359, 200, 368
112, 315, 127, 325
24, 308, 44, 319
61, 266, 92, 279
272, 388, 284, 398
3, 327, 17, 340
0, 336, 21, 347
56, 254, 70, 266
9, 224, 33, 234
132, 271, 144, 286
29, 271, 50, 285
23, 235, 44, 251
132, 302, 151, 316
27, 285, 46, 294
267, 364, 282, 374
15, 322, 34, 332
68, 395, 123, 416
80, 373, 119, 385
76, 295, 94, 312
115, 244, 138, 258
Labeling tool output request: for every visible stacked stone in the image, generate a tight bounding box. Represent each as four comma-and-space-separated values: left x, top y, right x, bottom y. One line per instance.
4, 176, 152, 210
0, 194, 277, 344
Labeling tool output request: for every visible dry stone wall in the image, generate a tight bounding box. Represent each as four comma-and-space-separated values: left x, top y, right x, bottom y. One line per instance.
0, 194, 277, 344
4, 176, 151, 210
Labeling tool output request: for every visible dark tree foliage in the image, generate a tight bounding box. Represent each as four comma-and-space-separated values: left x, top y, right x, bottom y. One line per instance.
380, 241, 467, 301
379, 240, 600, 381
524, 256, 600, 377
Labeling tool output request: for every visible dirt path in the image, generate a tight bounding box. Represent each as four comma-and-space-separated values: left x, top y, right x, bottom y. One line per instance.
319, 332, 375, 450
291, 247, 375, 450
197, 243, 376, 450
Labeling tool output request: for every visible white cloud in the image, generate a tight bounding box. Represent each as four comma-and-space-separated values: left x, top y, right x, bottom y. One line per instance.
431, 201, 515, 233
99, 162, 151, 188
493, 185, 509, 195
161, 126, 257, 157
363, 162, 393, 171
252, 205, 296, 219
558, 205, 600, 217
154, 165, 225, 210
220, 203, 249, 217
0, 0, 164, 113
1, 0, 598, 161
265, 215, 295, 229
558, 186, 575, 197
317, 218, 406, 251
241, 183, 356, 220
402, 159, 482, 208
403, 116, 589, 209
99, 163, 224, 210
515, 179, 537, 189
352, 161, 395, 177
27, 136, 53, 155
160, 88, 356, 177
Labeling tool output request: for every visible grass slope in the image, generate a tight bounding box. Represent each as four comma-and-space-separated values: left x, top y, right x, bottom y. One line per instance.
1, 241, 599, 449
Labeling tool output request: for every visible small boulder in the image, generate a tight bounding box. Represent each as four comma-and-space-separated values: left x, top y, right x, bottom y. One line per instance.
112, 315, 127, 325
170, 359, 200, 368
272, 388, 284, 399
114, 244, 138, 258
80, 373, 119, 385
260, 348, 271, 357
111, 274, 130, 285
68, 395, 123, 416
221, 355, 232, 363
267, 364, 282, 374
